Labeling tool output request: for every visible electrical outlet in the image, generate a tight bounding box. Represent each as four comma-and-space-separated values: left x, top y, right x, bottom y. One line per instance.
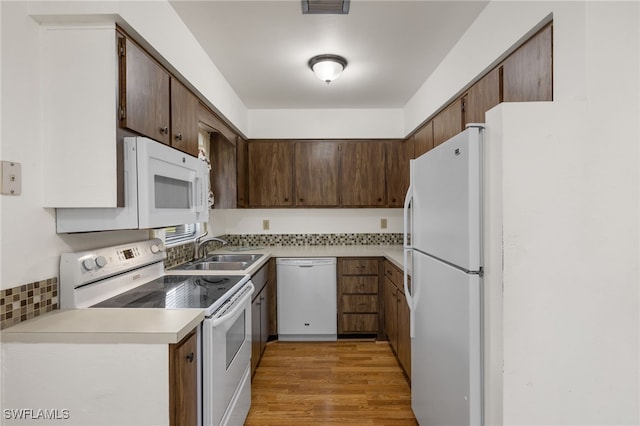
380, 218, 387, 229
1, 161, 21, 195
262, 219, 270, 230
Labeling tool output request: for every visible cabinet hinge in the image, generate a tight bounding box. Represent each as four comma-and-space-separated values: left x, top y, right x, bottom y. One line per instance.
461, 100, 466, 112
118, 38, 126, 57
119, 107, 126, 120
338, 145, 342, 152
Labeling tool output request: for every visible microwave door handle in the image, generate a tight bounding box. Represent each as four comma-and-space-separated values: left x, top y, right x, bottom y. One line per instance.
194, 174, 205, 213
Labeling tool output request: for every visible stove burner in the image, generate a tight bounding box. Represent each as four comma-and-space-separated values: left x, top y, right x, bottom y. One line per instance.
91, 273, 246, 314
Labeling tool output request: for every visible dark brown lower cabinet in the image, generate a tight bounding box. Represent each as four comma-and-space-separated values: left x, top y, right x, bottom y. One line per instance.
251, 260, 272, 376
337, 258, 382, 336
169, 330, 198, 426
384, 260, 411, 379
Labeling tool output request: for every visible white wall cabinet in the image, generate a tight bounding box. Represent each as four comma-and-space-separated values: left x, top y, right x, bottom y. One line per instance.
41, 24, 119, 208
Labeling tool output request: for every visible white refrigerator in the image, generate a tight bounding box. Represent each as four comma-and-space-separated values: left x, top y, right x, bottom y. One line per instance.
403, 125, 484, 426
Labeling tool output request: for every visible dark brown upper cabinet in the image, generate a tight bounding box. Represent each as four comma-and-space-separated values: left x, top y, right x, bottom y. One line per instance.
294, 141, 340, 207
236, 137, 248, 208
119, 35, 171, 145
413, 121, 434, 158
433, 98, 464, 147
385, 139, 412, 207
502, 23, 553, 103
210, 132, 237, 209
248, 141, 294, 207
170, 79, 199, 156
340, 141, 386, 207
118, 33, 199, 156
464, 67, 501, 125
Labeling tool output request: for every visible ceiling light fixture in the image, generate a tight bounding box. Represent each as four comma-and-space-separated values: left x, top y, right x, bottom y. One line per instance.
308, 54, 347, 84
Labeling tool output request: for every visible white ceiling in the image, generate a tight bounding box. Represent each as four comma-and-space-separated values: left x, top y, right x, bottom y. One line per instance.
169, 0, 489, 109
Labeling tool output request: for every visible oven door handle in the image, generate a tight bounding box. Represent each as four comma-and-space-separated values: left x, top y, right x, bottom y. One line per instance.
209, 282, 255, 328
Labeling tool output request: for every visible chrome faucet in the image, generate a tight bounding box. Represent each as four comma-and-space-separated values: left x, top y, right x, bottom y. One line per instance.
195, 236, 228, 259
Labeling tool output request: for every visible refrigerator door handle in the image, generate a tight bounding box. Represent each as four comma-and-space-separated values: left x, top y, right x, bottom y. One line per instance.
403, 182, 415, 338
403, 247, 415, 338
403, 182, 413, 250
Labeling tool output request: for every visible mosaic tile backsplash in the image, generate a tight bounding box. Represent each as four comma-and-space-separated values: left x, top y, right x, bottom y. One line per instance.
165, 233, 403, 268
224, 233, 403, 247
0, 277, 58, 330
1, 233, 401, 329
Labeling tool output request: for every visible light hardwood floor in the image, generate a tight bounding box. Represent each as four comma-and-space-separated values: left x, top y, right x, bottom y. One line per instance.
245, 340, 418, 425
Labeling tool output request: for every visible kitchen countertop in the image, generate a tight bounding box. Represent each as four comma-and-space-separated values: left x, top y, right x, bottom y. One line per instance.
3, 245, 408, 344
168, 245, 408, 276
0, 308, 204, 344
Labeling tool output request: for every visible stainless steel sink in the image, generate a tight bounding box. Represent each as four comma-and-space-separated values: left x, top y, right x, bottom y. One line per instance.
203, 254, 262, 263
184, 262, 250, 271
172, 253, 263, 271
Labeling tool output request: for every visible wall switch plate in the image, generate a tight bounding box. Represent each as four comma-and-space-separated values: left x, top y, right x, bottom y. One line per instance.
1, 161, 22, 195
262, 219, 270, 230
380, 218, 387, 229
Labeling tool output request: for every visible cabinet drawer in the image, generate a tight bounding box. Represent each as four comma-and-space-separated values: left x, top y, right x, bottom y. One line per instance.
341, 259, 379, 275
252, 262, 269, 296
342, 295, 378, 313
384, 261, 402, 285
341, 314, 378, 333
341, 276, 378, 294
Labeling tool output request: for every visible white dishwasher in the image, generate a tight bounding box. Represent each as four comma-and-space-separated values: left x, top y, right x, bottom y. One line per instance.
276, 258, 337, 341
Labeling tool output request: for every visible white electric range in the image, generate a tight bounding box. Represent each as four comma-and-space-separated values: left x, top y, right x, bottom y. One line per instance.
59, 238, 254, 426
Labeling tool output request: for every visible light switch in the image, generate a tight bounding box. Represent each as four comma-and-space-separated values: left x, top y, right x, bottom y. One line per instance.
1, 161, 21, 195
380, 218, 387, 229
263, 219, 270, 230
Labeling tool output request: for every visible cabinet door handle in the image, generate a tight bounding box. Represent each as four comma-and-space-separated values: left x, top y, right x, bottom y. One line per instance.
175, 133, 183, 141
186, 352, 194, 363
160, 126, 169, 135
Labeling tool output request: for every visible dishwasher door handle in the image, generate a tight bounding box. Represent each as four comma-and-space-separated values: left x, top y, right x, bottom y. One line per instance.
298, 265, 314, 268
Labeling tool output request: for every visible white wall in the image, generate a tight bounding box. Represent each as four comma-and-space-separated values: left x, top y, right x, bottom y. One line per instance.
210, 208, 403, 236
247, 108, 404, 139
0, 2, 154, 289
486, 100, 639, 424
404, 1, 583, 134
480, 2, 639, 424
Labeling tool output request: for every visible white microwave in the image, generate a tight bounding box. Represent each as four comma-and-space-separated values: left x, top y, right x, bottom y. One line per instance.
56, 137, 209, 233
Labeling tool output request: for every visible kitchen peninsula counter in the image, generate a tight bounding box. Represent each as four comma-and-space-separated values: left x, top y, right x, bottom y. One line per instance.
0, 308, 204, 344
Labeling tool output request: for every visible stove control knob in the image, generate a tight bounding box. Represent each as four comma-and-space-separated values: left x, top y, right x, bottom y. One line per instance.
95, 256, 108, 268
150, 244, 162, 254
82, 258, 97, 271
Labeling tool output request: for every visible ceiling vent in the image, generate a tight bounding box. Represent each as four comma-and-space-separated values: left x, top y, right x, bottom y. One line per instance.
302, 0, 350, 14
